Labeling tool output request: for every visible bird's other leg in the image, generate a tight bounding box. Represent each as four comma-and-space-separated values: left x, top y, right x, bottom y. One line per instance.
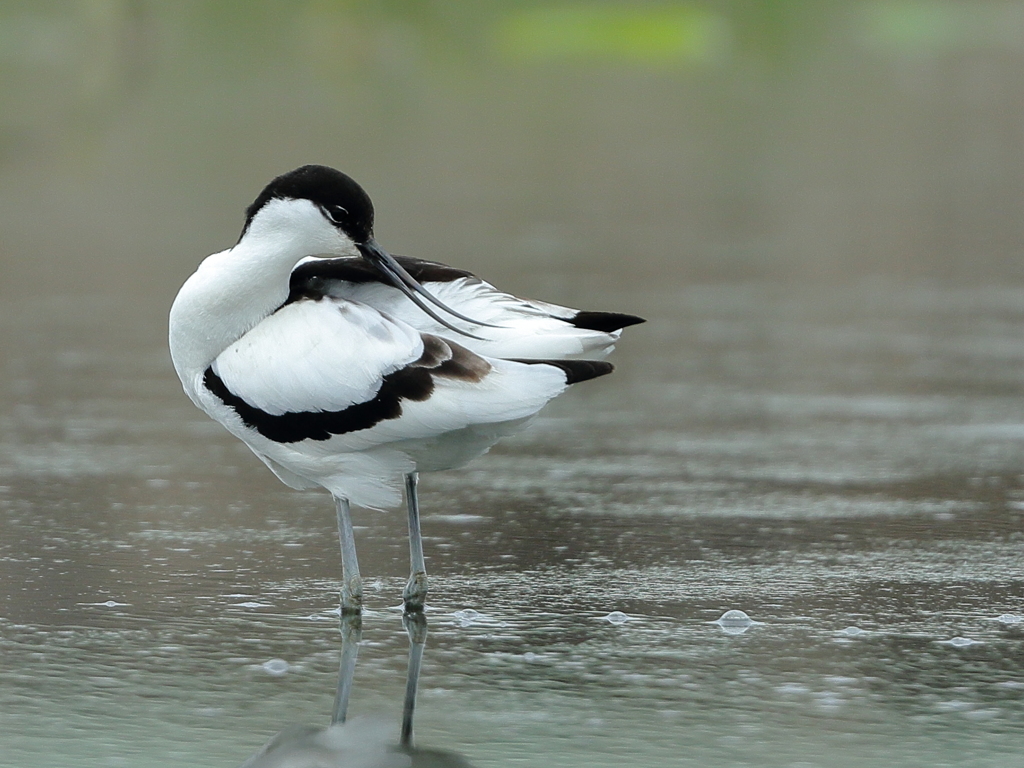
400, 611, 427, 747
403, 472, 428, 612
335, 496, 362, 614
331, 613, 362, 724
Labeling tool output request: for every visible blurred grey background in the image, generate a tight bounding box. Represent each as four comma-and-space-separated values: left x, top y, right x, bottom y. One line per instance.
3, 0, 1024, 307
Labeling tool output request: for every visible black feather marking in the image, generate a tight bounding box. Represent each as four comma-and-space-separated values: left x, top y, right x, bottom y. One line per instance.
286, 255, 477, 306
202, 333, 495, 444
569, 311, 646, 333
396, 256, 477, 284
203, 363, 434, 444
509, 359, 614, 384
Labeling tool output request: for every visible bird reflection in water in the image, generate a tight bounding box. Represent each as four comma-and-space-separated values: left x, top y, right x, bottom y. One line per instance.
240, 614, 473, 767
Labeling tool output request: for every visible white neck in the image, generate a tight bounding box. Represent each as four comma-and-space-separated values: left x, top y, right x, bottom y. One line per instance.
169, 198, 357, 381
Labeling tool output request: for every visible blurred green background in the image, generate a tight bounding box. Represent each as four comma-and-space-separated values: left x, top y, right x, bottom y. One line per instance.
3, 0, 1024, 311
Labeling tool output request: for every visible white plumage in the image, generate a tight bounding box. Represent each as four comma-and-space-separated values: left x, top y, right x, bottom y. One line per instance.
300, 256, 626, 359
213, 300, 422, 418
169, 165, 642, 612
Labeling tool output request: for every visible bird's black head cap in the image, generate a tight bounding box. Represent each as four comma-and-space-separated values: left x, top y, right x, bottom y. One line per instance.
241, 165, 375, 243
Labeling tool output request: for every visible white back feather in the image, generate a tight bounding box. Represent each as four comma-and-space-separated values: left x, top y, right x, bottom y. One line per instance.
212, 299, 423, 416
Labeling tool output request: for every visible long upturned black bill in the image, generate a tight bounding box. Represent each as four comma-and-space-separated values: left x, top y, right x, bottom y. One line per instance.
356, 239, 500, 338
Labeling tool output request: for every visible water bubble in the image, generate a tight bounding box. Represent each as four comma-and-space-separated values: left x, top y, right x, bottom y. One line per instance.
940, 636, 981, 647
997, 614, 1022, 625
603, 611, 631, 625
719, 609, 751, 622
452, 608, 481, 626
305, 613, 334, 621
713, 609, 756, 634
839, 626, 866, 636
262, 659, 289, 676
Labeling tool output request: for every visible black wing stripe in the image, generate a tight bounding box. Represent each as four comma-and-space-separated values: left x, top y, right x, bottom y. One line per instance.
204, 365, 433, 444
203, 335, 492, 444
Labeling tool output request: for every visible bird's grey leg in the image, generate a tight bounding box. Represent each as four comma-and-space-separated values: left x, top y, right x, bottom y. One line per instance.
402, 472, 428, 612
331, 613, 362, 724
335, 496, 362, 614
400, 611, 427, 747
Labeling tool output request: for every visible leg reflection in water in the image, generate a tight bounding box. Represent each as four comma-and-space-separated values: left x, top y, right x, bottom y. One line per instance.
332, 612, 424, 748
400, 612, 427, 747
240, 613, 474, 767
331, 614, 362, 726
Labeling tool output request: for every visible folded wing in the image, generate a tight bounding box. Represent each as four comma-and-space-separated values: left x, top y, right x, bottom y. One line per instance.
203, 297, 606, 450
288, 255, 644, 359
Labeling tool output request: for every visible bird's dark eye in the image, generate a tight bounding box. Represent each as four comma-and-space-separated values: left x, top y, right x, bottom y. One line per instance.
324, 204, 348, 224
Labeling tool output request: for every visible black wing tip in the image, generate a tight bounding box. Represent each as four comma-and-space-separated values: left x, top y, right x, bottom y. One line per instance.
512, 359, 615, 385
570, 311, 646, 333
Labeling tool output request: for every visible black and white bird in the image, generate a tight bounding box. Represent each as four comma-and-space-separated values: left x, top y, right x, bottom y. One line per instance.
169, 165, 643, 614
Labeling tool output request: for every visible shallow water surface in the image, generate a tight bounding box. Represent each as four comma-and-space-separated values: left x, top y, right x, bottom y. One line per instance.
2, 280, 1024, 767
